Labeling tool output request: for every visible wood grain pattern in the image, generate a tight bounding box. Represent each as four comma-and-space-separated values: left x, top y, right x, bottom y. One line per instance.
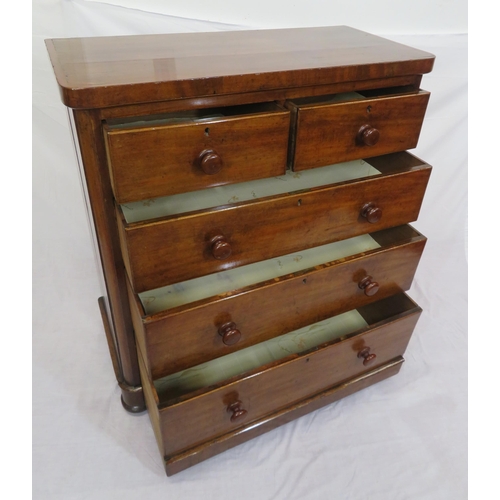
118, 157, 431, 292
131, 226, 426, 379
45, 27, 434, 109
45, 27, 434, 474
105, 104, 290, 203
154, 293, 420, 456
162, 357, 404, 475
289, 91, 430, 170
72, 109, 144, 409
137, 347, 164, 458
97, 75, 422, 121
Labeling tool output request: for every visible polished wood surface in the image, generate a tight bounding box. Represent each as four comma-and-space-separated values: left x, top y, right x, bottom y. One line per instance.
130, 225, 425, 379
357, 124, 380, 146
357, 346, 377, 366
99, 75, 423, 121
46, 27, 433, 475
45, 27, 434, 109
72, 109, 144, 410
154, 293, 420, 457
162, 357, 404, 475
358, 275, 380, 296
209, 234, 232, 260
227, 400, 248, 423
218, 322, 242, 347
137, 339, 405, 475
289, 90, 430, 170
104, 104, 290, 203
361, 202, 383, 223
118, 156, 431, 292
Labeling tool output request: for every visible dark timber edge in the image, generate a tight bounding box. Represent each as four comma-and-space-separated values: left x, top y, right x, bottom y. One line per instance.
98, 296, 146, 413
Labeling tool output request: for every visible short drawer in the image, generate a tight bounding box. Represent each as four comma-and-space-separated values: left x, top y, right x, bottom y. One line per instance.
139, 293, 421, 460
118, 151, 431, 292
287, 90, 430, 171
129, 225, 426, 380
104, 103, 290, 203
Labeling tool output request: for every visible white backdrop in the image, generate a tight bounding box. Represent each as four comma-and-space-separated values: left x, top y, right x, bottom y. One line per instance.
83, 0, 467, 34
33, 1, 467, 498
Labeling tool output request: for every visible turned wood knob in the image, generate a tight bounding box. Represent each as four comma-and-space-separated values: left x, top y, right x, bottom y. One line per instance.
357, 124, 380, 146
218, 322, 241, 346
357, 346, 377, 366
358, 275, 379, 296
198, 149, 223, 175
209, 234, 232, 260
227, 400, 247, 422
361, 203, 382, 223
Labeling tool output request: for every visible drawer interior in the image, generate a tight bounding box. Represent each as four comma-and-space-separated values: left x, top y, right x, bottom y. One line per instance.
120, 151, 427, 224
288, 91, 368, 107
287, 87, 423, 107
106, 102, 285, 130
138, 224, 421, 316
152, 293, 420, 406
155, 309, 368, 401
118, 151, 430, 292
121, 159, 382, 223
139, 233, 381, 314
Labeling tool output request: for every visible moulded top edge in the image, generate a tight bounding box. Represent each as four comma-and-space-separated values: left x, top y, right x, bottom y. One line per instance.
45, 26, 435, 109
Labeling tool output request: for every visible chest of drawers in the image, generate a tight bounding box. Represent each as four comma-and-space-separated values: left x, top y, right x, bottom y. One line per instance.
46, 26, 434, 476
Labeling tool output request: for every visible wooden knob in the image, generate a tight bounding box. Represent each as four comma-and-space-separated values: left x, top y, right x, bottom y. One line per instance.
361, 203, 382, 223
357, 125, 380, 146
227, 400, 247, 422
357, 347, 377, 366
198, 149, 223, 175
358, 275, 379, 296
218, 322, 241, 346
209, 234, 232, 260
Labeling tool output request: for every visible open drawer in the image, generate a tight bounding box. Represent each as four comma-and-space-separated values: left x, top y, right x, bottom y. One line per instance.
129, 224, 426, 379
118, 151, 431, 292
287, 89, 430, 170
138, 293, 421, 474
104, 102, 290, 203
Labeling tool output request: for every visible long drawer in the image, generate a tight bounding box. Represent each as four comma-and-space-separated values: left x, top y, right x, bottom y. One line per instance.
158, 358, 406, 476
129, 225, 426, 380
138, 293, 421, 464
117, 151, 431, 292
104, 102, 290, 203
287, 89, 430, 170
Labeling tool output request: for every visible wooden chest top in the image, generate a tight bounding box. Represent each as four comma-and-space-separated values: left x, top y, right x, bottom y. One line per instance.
45, 26, 434, 108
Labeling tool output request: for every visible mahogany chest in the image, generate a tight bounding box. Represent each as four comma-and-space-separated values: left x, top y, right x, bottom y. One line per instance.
46, 26, 434, 475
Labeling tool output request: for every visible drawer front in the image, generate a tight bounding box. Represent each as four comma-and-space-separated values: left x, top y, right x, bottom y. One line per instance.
136, 227, 426, 379
119, 163, 431, 292
162, 357, 405, 475
157, 296, 421, 456
104, 105, 290, 203
289, 91, 430, 171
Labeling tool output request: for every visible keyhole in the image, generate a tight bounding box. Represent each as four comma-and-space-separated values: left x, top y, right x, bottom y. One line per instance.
297, 199, 302, 206
366, 105, 372, 113
205, 127, 210, 136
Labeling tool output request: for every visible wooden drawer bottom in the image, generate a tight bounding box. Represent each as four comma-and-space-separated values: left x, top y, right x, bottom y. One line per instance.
138, 293, 421, 475
142, 355, 404, 476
